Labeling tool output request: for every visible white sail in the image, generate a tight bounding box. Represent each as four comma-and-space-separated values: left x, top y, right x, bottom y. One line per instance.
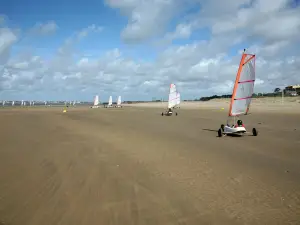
168, 83, 178, 109
94, 95, 99, 106
229, 52, 256, 116
108, 96, 112, 106
21, 100, 24, 106
176, 92, 180, 106
117, 96, 121, 106
12, 101, 14, 106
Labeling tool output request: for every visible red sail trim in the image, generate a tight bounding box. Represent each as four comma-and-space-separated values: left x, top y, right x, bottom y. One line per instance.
234, 96, 252, 100
238, 79, 255, 84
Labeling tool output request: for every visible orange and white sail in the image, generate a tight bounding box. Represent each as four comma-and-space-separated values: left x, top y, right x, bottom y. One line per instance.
229, 50, 256, 116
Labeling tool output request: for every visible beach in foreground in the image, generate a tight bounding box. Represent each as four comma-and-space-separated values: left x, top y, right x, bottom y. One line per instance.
0, 103, 299, 225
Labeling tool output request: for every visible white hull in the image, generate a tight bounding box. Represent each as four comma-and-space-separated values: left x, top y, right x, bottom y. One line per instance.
224, 125, 246, 134
161, 109, 178, 116
218, 124, 257, 137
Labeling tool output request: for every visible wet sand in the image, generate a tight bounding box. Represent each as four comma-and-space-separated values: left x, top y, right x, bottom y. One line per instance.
0, 105, 299, 225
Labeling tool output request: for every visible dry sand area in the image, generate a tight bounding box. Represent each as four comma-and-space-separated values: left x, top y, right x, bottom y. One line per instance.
0, 101, 300, 225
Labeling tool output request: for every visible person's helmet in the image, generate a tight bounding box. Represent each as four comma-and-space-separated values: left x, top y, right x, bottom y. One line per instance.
237, 119, 243, 126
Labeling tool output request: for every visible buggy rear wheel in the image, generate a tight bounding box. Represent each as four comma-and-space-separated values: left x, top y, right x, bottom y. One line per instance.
161, 112, 164, 116
176, 112, 178, 116
218, 128, 223, 137
252, 128, 258, 136
220, 124, 225, 132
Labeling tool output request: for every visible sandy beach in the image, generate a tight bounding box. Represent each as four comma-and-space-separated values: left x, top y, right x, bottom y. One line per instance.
0, 101, 299, 225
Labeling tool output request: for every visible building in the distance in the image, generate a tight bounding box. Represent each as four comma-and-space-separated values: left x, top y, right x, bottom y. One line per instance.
285, 84, 300, 96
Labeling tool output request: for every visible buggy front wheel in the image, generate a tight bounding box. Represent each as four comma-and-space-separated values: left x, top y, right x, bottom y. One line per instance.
252, 128, 258, 136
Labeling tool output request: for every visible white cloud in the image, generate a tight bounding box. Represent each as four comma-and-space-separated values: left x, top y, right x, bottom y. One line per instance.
104, 0, 190, 43
206, 0, 300, 46
0, 28, 18, 65
58, 24, 103, 56
77, 24, 103, 40
29, 21, 58, 35
1, 1, 300, 100
160, 23, 193, 45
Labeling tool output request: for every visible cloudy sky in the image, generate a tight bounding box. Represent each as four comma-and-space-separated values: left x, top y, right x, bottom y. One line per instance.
1, 0, 300, 101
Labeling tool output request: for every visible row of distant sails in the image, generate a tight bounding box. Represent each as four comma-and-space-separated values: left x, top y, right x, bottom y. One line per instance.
92, 95, 122, 108
92, 85, 181, 110
0, 100, 48, 106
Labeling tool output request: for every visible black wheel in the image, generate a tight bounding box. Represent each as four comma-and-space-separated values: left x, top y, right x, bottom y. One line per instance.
252, 128, 258, 136
220, 124, 225, 132
176, 112, 178, 116
218, 128, 223, 137
161, 112, 164, 116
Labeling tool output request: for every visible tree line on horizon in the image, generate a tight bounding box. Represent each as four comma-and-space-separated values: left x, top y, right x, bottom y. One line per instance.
197, 87, 298, 101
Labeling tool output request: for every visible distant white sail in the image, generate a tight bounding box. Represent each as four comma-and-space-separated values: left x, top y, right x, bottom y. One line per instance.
117, 96, 121, 106
168, 83, 178, 109
12, 101, 14, 106
94, 95, 99, 106
108, 96, 112, 106
21, 100, 24, 106
176, 92, 180, 106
